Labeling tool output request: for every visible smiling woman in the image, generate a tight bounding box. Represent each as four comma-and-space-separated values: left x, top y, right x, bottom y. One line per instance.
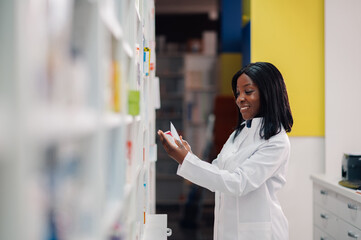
158, 62, 293, 240
231, 62, 293, 141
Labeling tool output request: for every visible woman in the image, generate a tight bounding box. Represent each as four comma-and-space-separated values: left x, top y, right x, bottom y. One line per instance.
158, 62, 293, 240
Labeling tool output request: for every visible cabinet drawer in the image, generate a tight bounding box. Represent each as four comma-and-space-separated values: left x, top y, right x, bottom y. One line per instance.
336, 194, 361, 229
314, 183, 338, 214
314, 226, 336, 240
337, 218, 361, 239
314, 204, 339, 239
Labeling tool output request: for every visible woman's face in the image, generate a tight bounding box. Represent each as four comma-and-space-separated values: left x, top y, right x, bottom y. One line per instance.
235, 73, 261, 120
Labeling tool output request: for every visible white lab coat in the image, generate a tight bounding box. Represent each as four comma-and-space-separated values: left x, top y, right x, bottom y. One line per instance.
177, 118, 290, 240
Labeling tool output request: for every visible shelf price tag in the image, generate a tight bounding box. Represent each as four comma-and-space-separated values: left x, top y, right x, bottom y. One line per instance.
143, 47, 150, 76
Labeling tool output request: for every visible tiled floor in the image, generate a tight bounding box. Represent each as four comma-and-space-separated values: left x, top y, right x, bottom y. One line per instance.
156, 204, 214, 240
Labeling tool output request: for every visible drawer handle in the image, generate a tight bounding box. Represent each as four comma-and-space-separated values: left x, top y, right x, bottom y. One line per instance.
348, 203, 359, 210
348, 231, 359, 239
320, 190, 328, 195
320, 213, 329, 219
320, 237, 327, 240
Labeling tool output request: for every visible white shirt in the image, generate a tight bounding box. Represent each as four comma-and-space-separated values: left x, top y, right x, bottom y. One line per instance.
177, 118, 290, 240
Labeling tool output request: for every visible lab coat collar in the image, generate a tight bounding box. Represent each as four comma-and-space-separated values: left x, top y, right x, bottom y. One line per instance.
244, 117, 262, 128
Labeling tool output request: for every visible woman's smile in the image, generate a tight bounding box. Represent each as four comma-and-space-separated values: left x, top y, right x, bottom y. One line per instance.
240, 105, 250, 111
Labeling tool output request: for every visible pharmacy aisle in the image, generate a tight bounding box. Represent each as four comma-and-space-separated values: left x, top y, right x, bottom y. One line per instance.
0, 0, 162, 239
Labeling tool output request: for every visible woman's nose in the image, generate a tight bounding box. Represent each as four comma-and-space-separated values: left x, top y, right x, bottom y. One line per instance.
237, 94, 245, 102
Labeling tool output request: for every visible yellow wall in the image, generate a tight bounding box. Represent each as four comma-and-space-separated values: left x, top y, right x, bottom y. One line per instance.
251, 0, 324, 136
220, 53, 242, 96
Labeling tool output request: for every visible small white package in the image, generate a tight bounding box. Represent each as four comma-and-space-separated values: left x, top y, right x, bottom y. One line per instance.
164, 122, 181, 147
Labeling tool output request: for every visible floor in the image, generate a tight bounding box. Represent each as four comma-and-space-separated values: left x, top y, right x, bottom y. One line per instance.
156, 204, 214, 240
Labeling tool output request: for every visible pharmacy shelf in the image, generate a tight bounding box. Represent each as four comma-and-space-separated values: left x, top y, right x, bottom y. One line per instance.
27, 108, 99, 144
102, 157, 148, 233
186, 86, 217, 93
123, 41, 134, 58
160, 93, 184, 99
156, 72, 184, 78
103, 112, 123, 129
103, 113, 134, 129
100, 0, 123, 39
102, 184, 132, 233
0, 0, 158, 240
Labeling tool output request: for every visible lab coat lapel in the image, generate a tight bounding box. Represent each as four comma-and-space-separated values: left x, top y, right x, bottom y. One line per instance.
222, 119, 262, 170
219, 125, 249, 169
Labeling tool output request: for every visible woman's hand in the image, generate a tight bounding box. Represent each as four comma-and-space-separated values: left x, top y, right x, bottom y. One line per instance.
180, 136, 192, 153
158, 130, 189, 164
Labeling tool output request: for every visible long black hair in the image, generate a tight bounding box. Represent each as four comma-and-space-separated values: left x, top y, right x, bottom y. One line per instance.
231, 62, 293, 141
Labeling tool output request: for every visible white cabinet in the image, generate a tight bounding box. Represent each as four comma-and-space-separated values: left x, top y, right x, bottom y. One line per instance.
314, 226, 336, 240
311, 174, 361, 240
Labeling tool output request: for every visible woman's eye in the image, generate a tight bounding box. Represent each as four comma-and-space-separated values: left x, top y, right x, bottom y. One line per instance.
245, 90, 254, 95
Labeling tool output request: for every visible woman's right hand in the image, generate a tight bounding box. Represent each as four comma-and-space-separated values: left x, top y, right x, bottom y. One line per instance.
180, 136, 192, 153
158, 130, 189, 164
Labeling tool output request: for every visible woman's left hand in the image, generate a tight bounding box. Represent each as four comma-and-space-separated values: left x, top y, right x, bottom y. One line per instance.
158, 130, 189, 164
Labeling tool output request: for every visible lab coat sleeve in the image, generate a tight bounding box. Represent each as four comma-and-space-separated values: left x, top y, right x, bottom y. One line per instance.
177, 133, 290, 196
176, 130, 235, 181
177, 152, 223, 193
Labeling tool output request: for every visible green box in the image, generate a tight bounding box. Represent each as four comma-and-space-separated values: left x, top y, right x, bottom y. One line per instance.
128, 90, 140, 116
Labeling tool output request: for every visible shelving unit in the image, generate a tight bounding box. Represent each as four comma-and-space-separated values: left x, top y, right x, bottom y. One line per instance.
0, 0, 159, 240
155, 53, 217, 206
155, 54, 186, 205
184, 54, 217, 158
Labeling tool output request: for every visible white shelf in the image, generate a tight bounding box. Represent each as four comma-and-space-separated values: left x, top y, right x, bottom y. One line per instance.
123, 41, 134, 58
130, 163, 143, 186
27, 108, 99, 144
100, 3, 123, 39
102, 184, 132, 233
103, 112, 123, 129
135, 3, 141, 22
134, 115, 141, 122
124, 114, 134, 125
102, 200, 124, 233
27, 110, 142, 143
